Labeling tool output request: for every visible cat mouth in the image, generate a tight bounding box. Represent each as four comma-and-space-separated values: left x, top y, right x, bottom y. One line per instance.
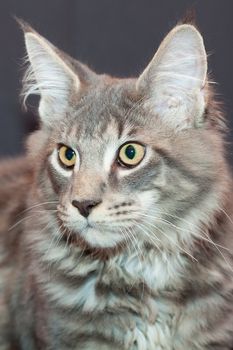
58, 219, 127, 259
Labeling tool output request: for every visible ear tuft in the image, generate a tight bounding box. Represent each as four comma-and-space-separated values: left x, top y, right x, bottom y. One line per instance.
180, 7, 196, 25
14, 17, 35, 34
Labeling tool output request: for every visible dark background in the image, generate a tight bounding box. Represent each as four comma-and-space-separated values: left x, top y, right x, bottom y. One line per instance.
0, 0, 233, 162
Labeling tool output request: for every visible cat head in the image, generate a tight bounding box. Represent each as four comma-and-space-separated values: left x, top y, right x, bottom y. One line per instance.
22, 22, 227, 255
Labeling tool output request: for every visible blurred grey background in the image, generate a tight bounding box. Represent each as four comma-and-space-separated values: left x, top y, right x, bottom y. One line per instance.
0, 0, 233, 162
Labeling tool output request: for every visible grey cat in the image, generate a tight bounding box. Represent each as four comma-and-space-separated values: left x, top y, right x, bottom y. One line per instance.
0, 20, 233, 350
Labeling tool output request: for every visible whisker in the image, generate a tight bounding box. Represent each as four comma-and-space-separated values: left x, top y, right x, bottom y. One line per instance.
137, 210, 233, 271
8, 213, 39, 231
8, 209, 58, 232
124, 226, 145, 299
218, 207, 233, 227
46, 224, 66, 278
120, 227, 133, 257
139, 211, 231, 252
133, 220, 163, 256
16, 200, 59, 218
135, 214, 198, 262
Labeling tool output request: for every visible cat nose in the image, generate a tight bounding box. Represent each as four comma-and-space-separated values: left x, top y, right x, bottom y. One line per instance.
72, 199, 102, 218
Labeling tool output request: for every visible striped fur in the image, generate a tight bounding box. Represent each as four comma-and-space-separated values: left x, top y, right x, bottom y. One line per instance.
0, 23, 233, 349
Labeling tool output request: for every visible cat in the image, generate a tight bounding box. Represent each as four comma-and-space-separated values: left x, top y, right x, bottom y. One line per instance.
0, 19, 233, 350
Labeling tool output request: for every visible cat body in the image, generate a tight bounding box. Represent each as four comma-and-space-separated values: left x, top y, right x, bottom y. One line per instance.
0, 22, 233, 350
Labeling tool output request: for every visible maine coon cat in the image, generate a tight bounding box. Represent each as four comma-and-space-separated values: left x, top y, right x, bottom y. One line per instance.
0, 20, 233, 350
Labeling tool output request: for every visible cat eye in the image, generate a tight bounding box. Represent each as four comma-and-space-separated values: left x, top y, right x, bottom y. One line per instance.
58, 145, 76, 168
118, 142, 145, 168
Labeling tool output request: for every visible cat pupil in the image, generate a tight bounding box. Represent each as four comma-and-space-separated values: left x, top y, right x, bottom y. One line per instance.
125, 145, 136, 159
65, 148, 75, 160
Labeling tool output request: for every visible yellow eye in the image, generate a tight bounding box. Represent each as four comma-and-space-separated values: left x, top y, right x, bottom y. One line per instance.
58, 145, 76, 168
118, 142, 145, 167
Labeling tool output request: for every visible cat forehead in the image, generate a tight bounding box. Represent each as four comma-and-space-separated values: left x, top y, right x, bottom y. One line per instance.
63, 79, 148, 138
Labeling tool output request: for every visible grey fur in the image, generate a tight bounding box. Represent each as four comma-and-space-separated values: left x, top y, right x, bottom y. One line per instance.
0, 23, 233, 350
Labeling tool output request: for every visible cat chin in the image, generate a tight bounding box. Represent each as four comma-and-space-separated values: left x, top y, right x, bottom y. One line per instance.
61, 224, 127, 259
80, 226, 124, 247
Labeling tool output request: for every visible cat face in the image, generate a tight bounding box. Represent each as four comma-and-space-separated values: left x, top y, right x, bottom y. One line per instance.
44, 84, 165, 250
23, 23, 225, 253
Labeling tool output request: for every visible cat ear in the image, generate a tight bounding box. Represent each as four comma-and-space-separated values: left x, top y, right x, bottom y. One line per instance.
21, 25, 81, 126
136, 24, 207, 130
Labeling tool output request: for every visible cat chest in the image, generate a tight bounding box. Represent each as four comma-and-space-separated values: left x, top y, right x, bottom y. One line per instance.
47, 289, 178, 350
44, 264, 181, 350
